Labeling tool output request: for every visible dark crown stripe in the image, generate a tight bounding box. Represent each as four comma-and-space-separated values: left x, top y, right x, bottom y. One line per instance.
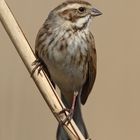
53, 0, 91, 12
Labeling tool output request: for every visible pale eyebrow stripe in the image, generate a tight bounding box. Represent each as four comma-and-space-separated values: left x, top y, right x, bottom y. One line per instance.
59, 4, 82, 12
58, 3, 91, 12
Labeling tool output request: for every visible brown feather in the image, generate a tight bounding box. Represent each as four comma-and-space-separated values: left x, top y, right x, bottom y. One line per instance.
81, 33, 97, 105
35, 27, 56, 88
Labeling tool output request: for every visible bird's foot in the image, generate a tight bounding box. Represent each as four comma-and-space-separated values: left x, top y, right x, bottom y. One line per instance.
58, 108, 74, 125
31, 59, 43, 77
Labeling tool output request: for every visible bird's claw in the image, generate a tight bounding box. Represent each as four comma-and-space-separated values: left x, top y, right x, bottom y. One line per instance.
31, 59, 43, 77
58, 108, 74, 125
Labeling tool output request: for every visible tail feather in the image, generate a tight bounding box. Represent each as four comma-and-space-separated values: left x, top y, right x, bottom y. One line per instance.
56, 92, 89, 140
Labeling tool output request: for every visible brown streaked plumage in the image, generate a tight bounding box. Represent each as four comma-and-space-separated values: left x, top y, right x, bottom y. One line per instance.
35, 0, 102, 139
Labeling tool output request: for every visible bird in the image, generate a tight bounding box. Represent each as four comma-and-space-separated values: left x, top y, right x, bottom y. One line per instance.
34, 0, 102, 139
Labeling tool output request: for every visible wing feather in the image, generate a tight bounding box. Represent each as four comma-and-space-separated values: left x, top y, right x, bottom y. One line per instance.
35, 26, 55, 88
81, 33, 97, 105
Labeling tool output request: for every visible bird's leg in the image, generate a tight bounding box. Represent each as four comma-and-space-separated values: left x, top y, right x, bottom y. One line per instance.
59, 92, 78, 125
31, 58, 43, 76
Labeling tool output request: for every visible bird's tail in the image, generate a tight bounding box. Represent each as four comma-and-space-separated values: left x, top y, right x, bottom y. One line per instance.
56, 92, 89, 140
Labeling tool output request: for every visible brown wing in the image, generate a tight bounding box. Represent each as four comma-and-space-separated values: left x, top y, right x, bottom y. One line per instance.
35, 25, 55, 88
81, 33, 97, 105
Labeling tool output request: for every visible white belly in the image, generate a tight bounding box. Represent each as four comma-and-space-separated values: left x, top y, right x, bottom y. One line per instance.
46, 53, 87, 93
41, 30, 89, 92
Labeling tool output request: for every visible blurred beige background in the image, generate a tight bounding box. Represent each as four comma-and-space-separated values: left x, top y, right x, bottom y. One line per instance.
0, 0, 140, 140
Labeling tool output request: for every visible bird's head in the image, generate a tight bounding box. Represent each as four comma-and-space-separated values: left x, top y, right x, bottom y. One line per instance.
47, 0, 102, 30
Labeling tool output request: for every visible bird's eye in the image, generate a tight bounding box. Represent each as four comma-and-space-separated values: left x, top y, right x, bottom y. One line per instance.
78, 7, 86, 13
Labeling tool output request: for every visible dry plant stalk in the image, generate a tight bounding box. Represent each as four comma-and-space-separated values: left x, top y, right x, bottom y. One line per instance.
0, 0, 86, 139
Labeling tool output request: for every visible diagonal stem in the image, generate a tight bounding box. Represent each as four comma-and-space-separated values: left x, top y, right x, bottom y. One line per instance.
0, 0, 86, 140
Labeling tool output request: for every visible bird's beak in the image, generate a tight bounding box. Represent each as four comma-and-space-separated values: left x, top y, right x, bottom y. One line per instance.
91, 8, 102, 17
